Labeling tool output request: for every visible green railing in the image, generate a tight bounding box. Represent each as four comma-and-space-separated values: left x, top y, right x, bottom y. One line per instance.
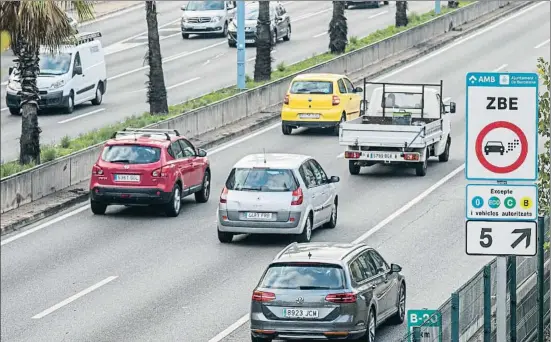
399, 216, 550, 342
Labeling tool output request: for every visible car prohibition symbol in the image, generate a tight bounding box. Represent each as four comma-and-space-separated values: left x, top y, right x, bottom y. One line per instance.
295, 297, 304, 304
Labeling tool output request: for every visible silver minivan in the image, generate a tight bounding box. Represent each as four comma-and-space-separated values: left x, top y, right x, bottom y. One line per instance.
217, 153, 340, 243
180, 0, 236, 39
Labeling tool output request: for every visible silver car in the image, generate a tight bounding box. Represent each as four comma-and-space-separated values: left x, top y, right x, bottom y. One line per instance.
180, 0, 236, 39
217, 153, 339, 243
250, 242, 407, 342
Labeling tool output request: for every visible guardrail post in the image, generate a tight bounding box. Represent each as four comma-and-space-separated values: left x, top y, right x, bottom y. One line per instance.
483, 264, 491, 342
451, 292, 460, 342
508, 256, 517, 342
412, 327, 421, 342
538, 216, 545, 342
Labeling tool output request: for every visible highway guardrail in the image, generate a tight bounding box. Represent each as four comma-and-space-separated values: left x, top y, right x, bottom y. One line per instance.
0, 0, 514, 213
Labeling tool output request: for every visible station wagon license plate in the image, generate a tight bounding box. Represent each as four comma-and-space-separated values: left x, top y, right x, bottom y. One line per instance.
245, 39, 255, 43
283, 308, 319, 319
365, 152, 401, 160
299, 113, 320, 119
114, 174, 140, 182
245, 212, 273, 220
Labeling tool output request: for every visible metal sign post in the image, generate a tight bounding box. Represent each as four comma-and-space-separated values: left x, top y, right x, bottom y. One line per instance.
465, 72, 539, 341
236, 0, 246, 90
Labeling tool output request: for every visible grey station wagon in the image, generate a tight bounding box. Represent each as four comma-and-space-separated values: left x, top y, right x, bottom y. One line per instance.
250, 242, 406, 341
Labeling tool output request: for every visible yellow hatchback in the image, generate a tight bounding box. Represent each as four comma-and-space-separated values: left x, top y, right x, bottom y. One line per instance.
281, 73, 363, 135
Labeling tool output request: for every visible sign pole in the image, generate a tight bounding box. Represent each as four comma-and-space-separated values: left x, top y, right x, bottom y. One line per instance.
435, 0, 441, 14
236, 0, 246, 90
496, 256, 507, 342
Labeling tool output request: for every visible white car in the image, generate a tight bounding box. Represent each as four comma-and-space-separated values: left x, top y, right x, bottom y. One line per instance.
217, 153, 340, 243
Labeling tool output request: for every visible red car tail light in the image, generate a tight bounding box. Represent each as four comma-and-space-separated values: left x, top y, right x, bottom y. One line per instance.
344, 151, 361, 159
252, 290, 276, 302
284, 94, 290, 105
403, 153, 419, 161
325, 292, 357, 304
92, 164, 104, 175
332, 95, 340, 106
220, 186, 228, 203
291, 187, 303, 206
151, 166, 169, 177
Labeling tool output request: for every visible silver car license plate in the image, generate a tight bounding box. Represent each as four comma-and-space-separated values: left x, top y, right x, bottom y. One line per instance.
245, 212, 273, 220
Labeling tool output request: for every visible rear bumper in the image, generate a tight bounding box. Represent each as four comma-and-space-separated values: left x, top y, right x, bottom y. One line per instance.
251, 323, 365, 340
6, 90, 68, 109
217, 209, 302, 234
283, 120, 340, 129
90, 186, 172, 205
281, 107, 343, 123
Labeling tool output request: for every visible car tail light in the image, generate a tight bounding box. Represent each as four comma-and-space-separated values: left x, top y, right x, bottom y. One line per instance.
344, 151, 361, 159
151, 166, 169, 177
92, 164, 104, 175
332, 95, 340, 106
403, 153, 419, 161
252, 290, 276, 302
284, 94, 290, 105
220, 186, 228, 203
325, 292, 357, 304
291, 187, 303, 206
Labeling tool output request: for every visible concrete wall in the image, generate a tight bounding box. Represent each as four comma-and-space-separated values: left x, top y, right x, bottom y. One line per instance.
0, 1, 512, 213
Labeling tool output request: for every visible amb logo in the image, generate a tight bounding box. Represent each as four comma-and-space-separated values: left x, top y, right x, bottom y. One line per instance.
468, 75, 496, 84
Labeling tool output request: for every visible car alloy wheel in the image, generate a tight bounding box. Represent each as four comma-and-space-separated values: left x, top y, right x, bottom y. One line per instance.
203, 173, 210, 199
368, 309, 376, 342
398, 285, 406, 321
173, 186, 181, 213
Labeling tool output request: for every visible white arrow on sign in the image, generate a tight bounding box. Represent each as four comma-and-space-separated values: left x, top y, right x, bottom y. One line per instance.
465, 220, 537, 256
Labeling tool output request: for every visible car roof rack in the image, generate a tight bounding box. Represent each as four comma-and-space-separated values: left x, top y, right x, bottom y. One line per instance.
110, 128, 180, 141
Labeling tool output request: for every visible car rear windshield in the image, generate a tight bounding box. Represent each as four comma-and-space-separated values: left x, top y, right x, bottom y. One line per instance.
225, 168, 298, 192
101, 145, 161, 164
290, 81, 333, 95
259, 263, 346, 290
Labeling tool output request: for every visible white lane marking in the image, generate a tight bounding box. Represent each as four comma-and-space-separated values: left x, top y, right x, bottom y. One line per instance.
293, 7, 332, 21
79, 4, 145, 27
57, 108, 105, 124
313, 31, 327, 38
31, 276, 118, 319
494, 64, 508, 72
159, 28, 182, 33
1, 107, 8, 111
206, 3, 547, 341
166, 77, 201, 90
368, 10, 388, 19
203, 59, 211, 66
534, 38, 550, 49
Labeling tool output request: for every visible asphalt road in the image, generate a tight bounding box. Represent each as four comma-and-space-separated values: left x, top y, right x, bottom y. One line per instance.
1, 2, 549, 342
0, 0, 434, 161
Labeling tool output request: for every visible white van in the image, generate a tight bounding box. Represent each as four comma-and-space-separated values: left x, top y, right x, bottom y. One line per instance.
5, 31, 107, 115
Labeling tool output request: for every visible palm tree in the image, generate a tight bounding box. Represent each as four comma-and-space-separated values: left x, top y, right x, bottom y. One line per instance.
395, 1, 408, 27
328, 1, 347, 54
0, 1, 94, 165
254, 1, 272, 82
145, 1, 168, 115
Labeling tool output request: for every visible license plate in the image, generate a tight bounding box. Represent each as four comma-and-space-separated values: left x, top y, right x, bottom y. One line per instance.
195, 24, 206, 29
245, 39, 255, 43
365, 152, 401, 160
245, 212, 273, 220
299, 113, 320, 119
283, 308, 319, 319
114, 174, 140, 182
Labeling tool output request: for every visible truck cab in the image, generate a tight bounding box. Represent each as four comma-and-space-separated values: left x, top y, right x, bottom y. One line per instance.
339, 80, 456, 176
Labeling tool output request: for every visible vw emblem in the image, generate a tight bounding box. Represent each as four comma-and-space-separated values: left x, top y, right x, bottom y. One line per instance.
296, 297, 304, 304
308, 98, 312, 102
123, 165, 130, 169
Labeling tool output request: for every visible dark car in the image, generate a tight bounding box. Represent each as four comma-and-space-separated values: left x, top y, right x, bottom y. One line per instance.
250, 242, 406, 342
89, 128, 211, 217
484, 141, 504, 155
345, 1, 389, 9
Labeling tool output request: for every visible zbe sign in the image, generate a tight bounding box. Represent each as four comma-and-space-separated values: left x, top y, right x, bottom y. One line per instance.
465, 72, 539, 181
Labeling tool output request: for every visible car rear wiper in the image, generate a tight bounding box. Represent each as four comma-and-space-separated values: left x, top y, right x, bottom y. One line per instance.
237, 186, 262, 191
298, 286, 332, 290
110, 159, 130, 163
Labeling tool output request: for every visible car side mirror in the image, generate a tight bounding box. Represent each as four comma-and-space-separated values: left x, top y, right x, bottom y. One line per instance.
181, 5, 186, 11
276, 16, 284, 22
390, 263, 402, 274
8, 66, 14, 75
197, 148, 207, 157
449, 102, 456, 114
354, 87, 363, 93
73, 65, 82, 76
330, 176, 340, 183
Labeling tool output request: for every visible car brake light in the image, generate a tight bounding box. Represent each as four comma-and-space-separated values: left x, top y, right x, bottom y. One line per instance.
291, 187, 303, 206
284, 94, 290, 105
332, 95, 340, 106
325, 292, 357, 304
252, 290, 276, 302
92, 164, 104, 175
344, 151, 361, 159
220, 186, 228, 203
151, 166, 168, 177
403, 153, 419, 161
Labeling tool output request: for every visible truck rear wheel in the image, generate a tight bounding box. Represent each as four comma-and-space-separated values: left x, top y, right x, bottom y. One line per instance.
438, 138, 450, 162
349, 161, 361, 175
415, 149, 428, 176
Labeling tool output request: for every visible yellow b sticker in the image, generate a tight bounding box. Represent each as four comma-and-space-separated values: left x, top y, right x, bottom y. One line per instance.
519, 196, 533, 210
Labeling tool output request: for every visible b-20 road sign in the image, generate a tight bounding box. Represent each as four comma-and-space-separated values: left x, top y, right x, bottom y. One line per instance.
465, 72, 539, 181
407, 309, 442, 342
465, 220, 537, 256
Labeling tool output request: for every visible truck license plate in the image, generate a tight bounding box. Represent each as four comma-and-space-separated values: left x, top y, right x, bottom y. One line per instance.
365, 152, 401, 160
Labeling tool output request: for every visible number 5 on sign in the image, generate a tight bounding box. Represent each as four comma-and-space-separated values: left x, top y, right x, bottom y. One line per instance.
465, 220, 537, 257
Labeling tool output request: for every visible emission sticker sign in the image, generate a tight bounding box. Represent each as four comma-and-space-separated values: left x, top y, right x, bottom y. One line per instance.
466, 184, 538, 221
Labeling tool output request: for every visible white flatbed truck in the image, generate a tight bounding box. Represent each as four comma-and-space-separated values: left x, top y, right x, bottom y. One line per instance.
339, 80, 456, 176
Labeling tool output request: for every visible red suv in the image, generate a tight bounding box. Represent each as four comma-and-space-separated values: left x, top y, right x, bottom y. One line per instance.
89, 128, 211, 217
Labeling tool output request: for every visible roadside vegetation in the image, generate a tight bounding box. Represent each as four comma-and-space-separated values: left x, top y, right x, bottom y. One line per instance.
0, 1, 467, 179
537, 57, 550, 218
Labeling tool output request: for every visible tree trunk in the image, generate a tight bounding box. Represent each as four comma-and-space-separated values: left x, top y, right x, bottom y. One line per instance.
17, 40, 41, 165
145, 0, 168, 115
328, 1, 347, 54
395, 1, 408, 27
253, 0, 272, 82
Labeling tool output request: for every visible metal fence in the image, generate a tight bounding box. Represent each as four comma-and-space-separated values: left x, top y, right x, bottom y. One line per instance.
399, 216, 550, 342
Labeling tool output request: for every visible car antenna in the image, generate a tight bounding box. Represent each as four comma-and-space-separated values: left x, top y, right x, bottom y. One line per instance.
308, 252, 312, 259
263, 148, 267, 164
